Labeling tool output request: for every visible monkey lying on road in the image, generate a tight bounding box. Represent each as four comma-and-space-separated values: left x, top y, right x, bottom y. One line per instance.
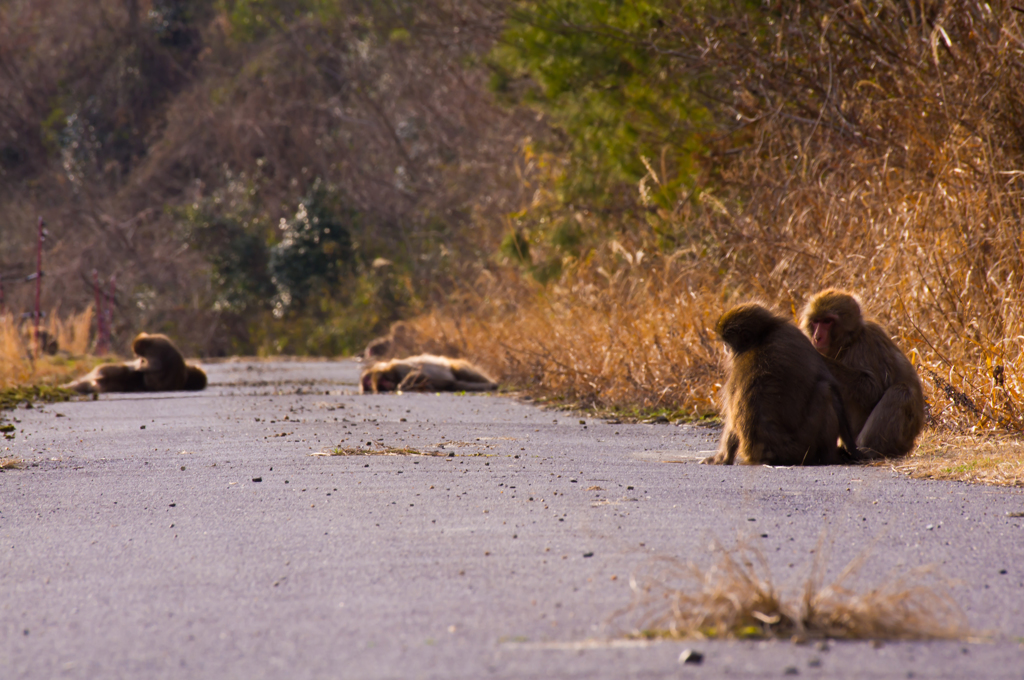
360, 355, 497, 394
65, 333, 207, 394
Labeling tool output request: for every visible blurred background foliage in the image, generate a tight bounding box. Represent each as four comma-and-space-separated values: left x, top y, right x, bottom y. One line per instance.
2, 1, 1024, 435
0, 0, 533, 355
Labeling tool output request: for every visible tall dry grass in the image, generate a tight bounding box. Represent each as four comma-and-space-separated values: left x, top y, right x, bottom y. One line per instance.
406, 185, 1024, 434
406, 266, 723, 415
0, 307, 97, 388
402, 2, 1024, 437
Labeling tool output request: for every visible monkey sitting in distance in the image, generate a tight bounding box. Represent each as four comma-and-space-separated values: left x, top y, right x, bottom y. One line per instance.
800, 289, 925, 459
65, 333, 207, 394
361, 321, 419, 361
360, 355, 497, 394
703, 303, 859, 466
23, 329, 60, 356
360, 321, 461, 362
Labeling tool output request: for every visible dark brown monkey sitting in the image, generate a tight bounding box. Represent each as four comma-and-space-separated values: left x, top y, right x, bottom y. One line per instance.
703, 303, 859, 466
65, 333, 207, 394
800, 289, 924, 459
131, 332, 188, 391
25, 329, 60, 356
360, 355, 497, 394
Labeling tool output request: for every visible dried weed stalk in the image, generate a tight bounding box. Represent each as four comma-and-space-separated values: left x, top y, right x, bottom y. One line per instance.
314, 444, 439, 457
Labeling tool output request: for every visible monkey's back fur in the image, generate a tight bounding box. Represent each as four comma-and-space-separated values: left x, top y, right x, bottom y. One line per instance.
708, 303, 854, 466
132, 333, 189, 391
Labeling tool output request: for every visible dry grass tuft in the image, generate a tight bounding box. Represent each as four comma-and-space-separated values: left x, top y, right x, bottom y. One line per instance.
0, 457, 24, 470
892, 431, 1024, 487
627, 537, 969, 642
313, 444, 440, 457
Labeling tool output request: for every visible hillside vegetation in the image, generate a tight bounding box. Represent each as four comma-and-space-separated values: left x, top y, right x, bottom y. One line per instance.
2, 1, 1024, 445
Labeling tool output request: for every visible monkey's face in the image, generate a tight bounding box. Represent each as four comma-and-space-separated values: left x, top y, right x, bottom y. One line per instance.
808, 315, 836, 353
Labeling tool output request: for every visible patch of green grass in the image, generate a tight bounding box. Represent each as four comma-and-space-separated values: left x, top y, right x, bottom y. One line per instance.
0, 385, 77, 442
586, 404, 712, 425
896, 432, 1024, 487
941, 463, 978, 476
0, 385, 76, 411
528, 397, 711, 425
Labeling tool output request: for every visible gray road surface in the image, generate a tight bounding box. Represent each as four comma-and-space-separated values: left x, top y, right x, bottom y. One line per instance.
1, 359, 1023, 679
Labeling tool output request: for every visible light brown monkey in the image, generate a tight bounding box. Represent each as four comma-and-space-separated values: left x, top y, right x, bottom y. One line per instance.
362, 335, 392, 361
360, 321, 462, 362
360, 355, 497, 394
800, 289, 924, 459
64, 333, 207, 394
703, 303, 859, 466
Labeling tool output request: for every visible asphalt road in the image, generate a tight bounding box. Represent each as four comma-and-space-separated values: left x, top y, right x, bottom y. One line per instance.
2, 359, 1023, 679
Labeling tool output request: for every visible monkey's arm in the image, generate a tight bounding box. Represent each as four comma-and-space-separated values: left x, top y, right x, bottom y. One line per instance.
829, 384, 862, 462
824, 356, 882, 404
855, 382, 924, 459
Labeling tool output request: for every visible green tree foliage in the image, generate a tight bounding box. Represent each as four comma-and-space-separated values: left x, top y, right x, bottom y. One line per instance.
269, 182, 356, 313
222, 0, 327, 43
180, 174, 413, 355
179, 173, 276, 315
151, 0, 204, 49
492, 0, 712, 212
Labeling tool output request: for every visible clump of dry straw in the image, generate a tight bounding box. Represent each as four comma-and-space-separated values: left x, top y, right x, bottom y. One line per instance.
626, 537, 969, 642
